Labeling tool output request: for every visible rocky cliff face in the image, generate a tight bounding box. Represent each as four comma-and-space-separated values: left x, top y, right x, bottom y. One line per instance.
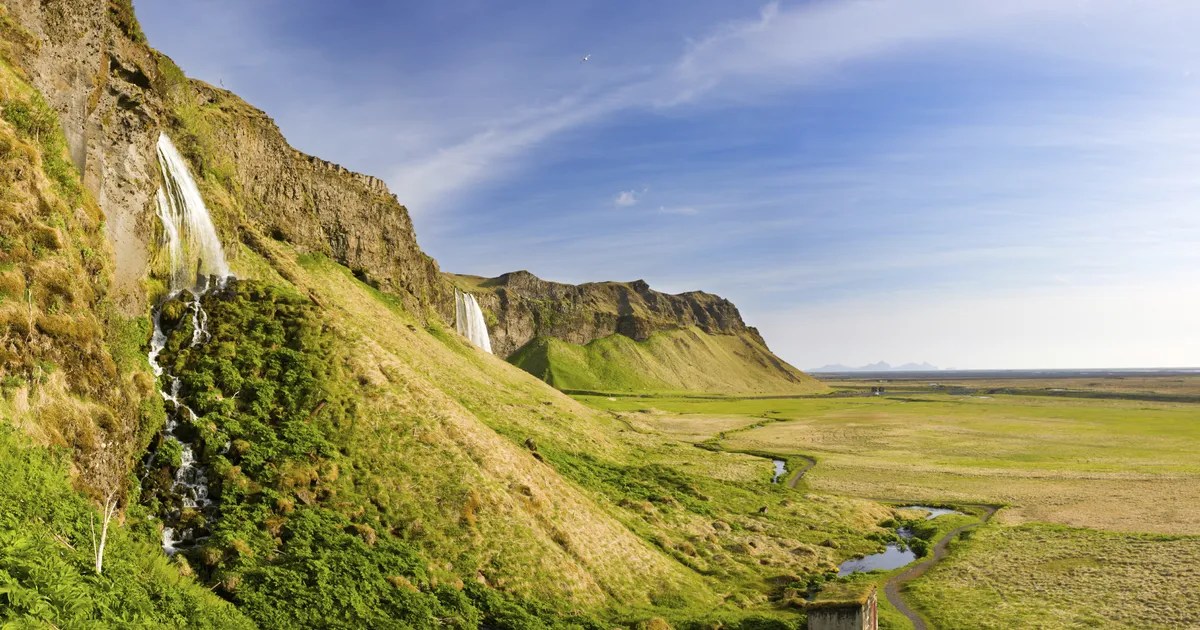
449, 270, 768, 359
176, 83, 451, 318
1, 0, 164, 314
0, 0, 450, 319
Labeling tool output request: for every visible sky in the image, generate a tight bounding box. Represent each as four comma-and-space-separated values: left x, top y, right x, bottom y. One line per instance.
135, 0, 1200, 370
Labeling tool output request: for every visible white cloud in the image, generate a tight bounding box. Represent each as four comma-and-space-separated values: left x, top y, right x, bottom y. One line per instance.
387, 1, 1112, 213
614, 190, 640, 207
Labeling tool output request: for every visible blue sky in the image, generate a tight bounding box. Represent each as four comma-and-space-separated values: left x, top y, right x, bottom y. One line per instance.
137, 0, 1200, 369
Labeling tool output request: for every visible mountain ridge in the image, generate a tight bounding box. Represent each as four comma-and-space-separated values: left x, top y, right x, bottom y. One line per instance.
810, 361, 940, 373
448, 270, 824, 394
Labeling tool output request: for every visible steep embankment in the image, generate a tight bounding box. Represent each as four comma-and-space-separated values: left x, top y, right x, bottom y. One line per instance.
0, 2, 873, 628
452, 271, 825, 395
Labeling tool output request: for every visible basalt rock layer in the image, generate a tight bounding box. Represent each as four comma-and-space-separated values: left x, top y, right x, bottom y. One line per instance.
0, 0, 449, 318
449, 270, 825, 394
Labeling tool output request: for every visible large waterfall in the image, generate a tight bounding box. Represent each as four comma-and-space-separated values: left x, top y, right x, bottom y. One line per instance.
146, 133, 233, 554
455, 289, 493, 354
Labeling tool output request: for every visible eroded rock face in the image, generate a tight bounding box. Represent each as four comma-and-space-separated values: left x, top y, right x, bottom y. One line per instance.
1, 0, 162, 315
0, 0, 449, 319
450, 270, 767, 359
182, 83, 451, 319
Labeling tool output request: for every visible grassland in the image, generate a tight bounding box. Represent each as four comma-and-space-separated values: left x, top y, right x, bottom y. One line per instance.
823, 373, 1200, 397
174, 241, 920, 627
905, 524, 1200, 629
581, 393, 1200, 534
509, 329, 826, 396
575, 390, 1200, 628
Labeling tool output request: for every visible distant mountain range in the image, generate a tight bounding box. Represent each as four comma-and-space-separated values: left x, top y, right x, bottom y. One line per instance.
809, 361, 940, 373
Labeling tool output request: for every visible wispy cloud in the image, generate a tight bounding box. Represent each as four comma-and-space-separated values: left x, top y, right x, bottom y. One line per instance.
383, 2, 1103, 213
614, 188, 642, 207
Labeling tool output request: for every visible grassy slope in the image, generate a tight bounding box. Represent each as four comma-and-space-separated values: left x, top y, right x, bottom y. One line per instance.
210, 241, 897, 626
509, 330, 826, 396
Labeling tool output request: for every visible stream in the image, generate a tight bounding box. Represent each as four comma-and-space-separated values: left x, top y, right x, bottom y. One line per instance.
837, 506, 965, 576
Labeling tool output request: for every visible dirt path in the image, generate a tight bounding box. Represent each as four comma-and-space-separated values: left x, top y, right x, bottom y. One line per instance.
786, 455, 816, 488
883, 505, 998, 630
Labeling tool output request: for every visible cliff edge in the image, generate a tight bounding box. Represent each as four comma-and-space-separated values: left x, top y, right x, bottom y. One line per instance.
449, 271, 826, 395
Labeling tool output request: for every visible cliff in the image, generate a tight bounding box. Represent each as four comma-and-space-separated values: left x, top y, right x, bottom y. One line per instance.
0, 3, 887, 628
0, 0, 450, 319
449, 270, 825, 394
449, 270, 768, 359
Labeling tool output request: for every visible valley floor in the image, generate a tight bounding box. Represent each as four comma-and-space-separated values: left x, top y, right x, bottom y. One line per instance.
574, 386, 1200, 629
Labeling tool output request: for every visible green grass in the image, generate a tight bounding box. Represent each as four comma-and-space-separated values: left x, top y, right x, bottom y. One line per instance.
905, 524, 1200, 629
198, 237, 929, 627
509, 329, 826, 396
573, 391, 1200, 628
0, 422, 254, 628
579, 392, 1200, 534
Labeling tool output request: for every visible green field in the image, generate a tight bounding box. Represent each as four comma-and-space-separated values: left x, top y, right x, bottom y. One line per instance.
574, 390, 1200, 628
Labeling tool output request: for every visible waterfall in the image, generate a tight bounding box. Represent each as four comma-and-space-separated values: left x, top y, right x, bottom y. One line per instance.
455, 289, 493, 354
146, 133, 233, 554
155, 133, 229, 291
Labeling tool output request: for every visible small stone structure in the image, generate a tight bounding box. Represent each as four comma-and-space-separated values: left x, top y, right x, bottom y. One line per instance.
807, 584, 878, 630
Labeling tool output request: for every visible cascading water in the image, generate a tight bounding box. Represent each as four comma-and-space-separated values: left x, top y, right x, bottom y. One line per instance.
145, 133, 233, 554
455, 289, 493, 353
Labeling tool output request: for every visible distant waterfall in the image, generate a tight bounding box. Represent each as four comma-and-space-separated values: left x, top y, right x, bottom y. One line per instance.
146, 133, 234, 554
155, 133, 230, 290
455, 289, 493, 354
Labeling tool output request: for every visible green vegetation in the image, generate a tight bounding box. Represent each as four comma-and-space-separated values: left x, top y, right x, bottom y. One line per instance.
0, 423, 253, 628
107, 0, 147, 44
906, 524, 1200, 629
2, 85, 81, 204
142, 280, 620, 629
582, 392, 1200, 534
575, 390, 1200, 628
509, 329, 825, 396
209, 238, 922, 627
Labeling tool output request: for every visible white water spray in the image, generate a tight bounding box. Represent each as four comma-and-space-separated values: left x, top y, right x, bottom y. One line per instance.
146, 133, 233, 554
455, 289, 493, 354
155, 134, 229, 290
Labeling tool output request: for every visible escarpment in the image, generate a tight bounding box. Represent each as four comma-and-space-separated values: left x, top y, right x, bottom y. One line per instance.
175, 82, 451, 318
0, 0, 450, 319
449, 270, 766, 359
448, 270, 825, 394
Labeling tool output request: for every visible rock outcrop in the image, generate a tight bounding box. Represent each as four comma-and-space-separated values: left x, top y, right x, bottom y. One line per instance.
448, 270, 768, 360
0, 0, 449, 318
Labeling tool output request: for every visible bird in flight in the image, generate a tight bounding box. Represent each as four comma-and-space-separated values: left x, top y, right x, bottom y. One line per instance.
580, 54, 591, 63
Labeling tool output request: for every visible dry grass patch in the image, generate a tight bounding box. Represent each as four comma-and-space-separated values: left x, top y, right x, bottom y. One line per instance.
906, 524, 1200, 629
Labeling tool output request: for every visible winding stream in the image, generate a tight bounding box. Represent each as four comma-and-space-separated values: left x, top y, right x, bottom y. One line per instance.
142, 133, 234, 554
743, 449, 995, 628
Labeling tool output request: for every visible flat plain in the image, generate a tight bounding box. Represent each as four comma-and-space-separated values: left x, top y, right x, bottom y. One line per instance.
576, 378, 1200, 629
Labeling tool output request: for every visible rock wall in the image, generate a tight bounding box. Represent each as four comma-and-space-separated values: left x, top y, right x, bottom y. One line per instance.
449, 270, 767, 360
0, 0, 450, 319
0, 0, 163, 314
182, 82, 451, 318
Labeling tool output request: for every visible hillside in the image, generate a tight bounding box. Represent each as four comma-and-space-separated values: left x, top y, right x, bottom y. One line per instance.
449, 272, 824, 395
510, 329, 824, 395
